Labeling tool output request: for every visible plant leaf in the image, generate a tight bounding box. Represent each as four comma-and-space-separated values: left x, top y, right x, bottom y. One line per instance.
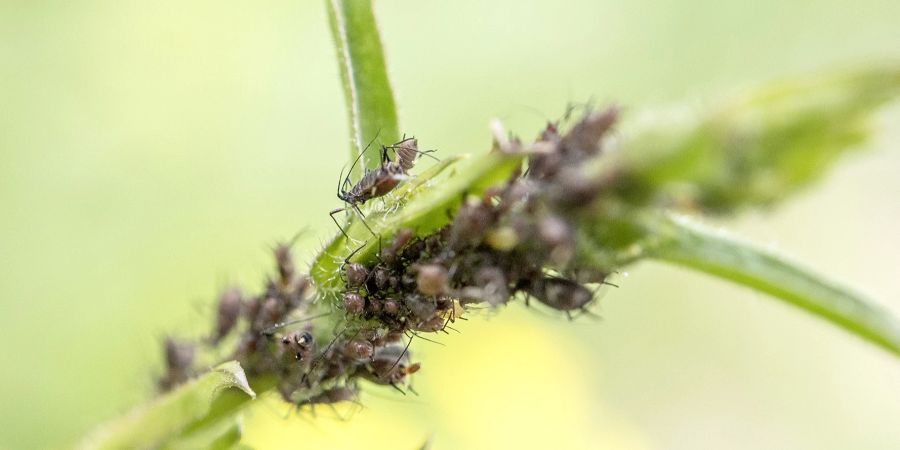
326, 0, 400, 172
630, 213, 900, 356
598, 64, 900, 212
77, 362, 256, 450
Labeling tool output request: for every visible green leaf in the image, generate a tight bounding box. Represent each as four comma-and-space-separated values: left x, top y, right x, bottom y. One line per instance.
601, 64, 900, 212
326, 0, 400, 172
77, 362, 256, 450
633, 213, 900, 356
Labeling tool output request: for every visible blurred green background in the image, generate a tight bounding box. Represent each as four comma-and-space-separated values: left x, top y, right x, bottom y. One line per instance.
2, 1, 900, 449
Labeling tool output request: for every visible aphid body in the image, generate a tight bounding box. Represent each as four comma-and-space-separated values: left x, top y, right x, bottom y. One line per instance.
330, 138, 426, 236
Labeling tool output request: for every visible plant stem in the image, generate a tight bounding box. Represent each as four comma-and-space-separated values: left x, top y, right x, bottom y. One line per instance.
326, 0, 400, 173
643, 213, 900, 356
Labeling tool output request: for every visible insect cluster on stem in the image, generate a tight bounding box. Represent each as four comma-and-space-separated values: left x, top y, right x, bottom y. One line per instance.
158, 106, 622, 412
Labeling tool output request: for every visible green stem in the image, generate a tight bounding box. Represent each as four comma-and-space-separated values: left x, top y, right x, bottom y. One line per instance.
326, 0, 400, 172
643, 213, 900, 356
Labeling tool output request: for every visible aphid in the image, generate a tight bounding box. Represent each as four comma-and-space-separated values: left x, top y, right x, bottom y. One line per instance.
372, 266, 395, 290
538, 215, 574, 267
546, 166, 603, 208
343, 338, 375, 361
212, 286, 242, 344
330, 137, 434, 237
342, 292, 365, 315
281, 330, 315, 361
380, 228, 414, 265
559, 106, 619, 158
415, 264, 449, 296
358, 343, 421, 387
413, 315, 446, 333
343, 262, 369, 288
524, 276, 594, 315
274, 242, 296, 287
382, 297, 400, 315
159, 337, 195, 391
296, 386, 357, 408
404, 294, 437, 321
447, 195, 496, 250
458, 266, 509, 306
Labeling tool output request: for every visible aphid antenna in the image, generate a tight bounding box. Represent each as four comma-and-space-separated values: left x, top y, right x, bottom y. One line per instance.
301, 326, 348, 385
408, 330, 445, 346
260, 312, 332, 336
346, 129, 383, 182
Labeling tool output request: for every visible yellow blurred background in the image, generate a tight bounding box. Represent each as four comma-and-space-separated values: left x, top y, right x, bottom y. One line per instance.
2, 1, 900, 449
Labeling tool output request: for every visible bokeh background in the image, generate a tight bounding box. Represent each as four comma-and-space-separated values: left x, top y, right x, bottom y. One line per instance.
2, 1, 900, 449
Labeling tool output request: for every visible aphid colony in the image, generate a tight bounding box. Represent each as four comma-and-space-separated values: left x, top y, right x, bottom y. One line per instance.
159, 106, 620, 411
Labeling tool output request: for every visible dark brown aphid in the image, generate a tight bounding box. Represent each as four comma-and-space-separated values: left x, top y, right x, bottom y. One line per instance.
413, 315, 446, 333
528, 106, 618, 180
274, 242, 295, 287
342, 292, 365, 315
212, 286, 242, 344
343, 262, 368, 288
343, 339, 375, 361
373, 266, 395, 290
159, 337, 195, 391
330, 137, 433, 237
359, 344, 421, 387
281, 330, 315, 361
559, 106, 619, 158
381, 228, 414, 265
447, 195, 496, 250
525, 276, 594, 312
382, 297, 400, 315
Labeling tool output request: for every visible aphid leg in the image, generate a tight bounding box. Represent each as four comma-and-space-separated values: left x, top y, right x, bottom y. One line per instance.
339, 241, 367, 276
329, 207, 350, 238
350, 203, 379, 239
384, 141, 441, 162
382, 333, 415, 382
389, 383, 407, 396
326, 403, 347, 421
576, 307, 603, 321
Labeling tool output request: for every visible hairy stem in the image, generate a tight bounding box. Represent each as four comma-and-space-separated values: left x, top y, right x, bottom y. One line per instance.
326, 0, 400, 172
